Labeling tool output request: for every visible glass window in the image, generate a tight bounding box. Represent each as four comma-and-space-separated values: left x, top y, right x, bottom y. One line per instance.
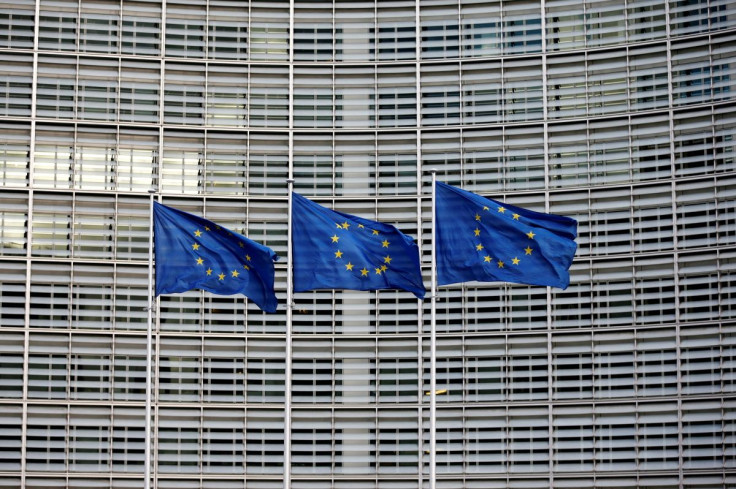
629, 44, 670, 111
337, 133, 377, 196
166, 2, 206, 58
122, 0, 161, 56
549, 121, 589, 187
0, 53, 32, 117
164, 64, 205, 125
503, 1, 542, 54
421, 5, 460, 59
120, 60, 160, 124
336, 66, 376, 129
503, 58, 543, 122
0, 0, 35, 49
207, 1, 248, 60
245, 409, 284, 474
80, 0, 120, 53
376, 5, 415, 61
593, 330, 635, 398
39, 0, 78, 51
112, 406, 145, 471
377, 65, 417, 128
462, 1, 501, 57
249, 2, 289, 62
157, 408, 201, 473
207, 64, 248, 127
294, 4, 333, 62
421, 64, 461, 126
26, 405, 68, 471
294, 66, 333, 129
462, 61, 502, 125
161, 130, 204, 194
73, 127, 117, 191
249, 66, 289, 128
585, 0, 625, 47
626, 0, 666, 42
36, 55, 77, 119
546, 0, 585, 51
336, 3, 374, 62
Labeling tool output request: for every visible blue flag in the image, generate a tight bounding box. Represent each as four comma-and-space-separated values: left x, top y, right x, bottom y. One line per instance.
153, 201, 279, 313
435, 181, 577, 289
291, 192, 425, 299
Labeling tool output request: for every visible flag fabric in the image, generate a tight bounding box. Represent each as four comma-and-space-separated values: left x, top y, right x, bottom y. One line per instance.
291, 192, 425, 299
153, 201, 279, 313
435, 181, 577, 289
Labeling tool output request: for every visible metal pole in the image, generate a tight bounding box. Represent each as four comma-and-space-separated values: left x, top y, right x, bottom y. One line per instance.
284, 178, 295, 489
145, 188, 156, 489
430, 170, 437, 489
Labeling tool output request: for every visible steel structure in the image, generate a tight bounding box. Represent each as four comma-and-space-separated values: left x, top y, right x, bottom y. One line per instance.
0, 0, 735, 488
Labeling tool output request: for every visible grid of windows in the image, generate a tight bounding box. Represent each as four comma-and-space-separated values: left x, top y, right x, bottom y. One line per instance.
0, 0, 734, 488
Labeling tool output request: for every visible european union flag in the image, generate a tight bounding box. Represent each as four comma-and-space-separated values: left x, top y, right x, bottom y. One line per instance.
153, 201, 279, 313
435, 181, 577, 289
291, 192, 425, 299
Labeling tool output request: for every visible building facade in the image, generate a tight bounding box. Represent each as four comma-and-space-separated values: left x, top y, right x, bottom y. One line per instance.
0, 0, 735, 488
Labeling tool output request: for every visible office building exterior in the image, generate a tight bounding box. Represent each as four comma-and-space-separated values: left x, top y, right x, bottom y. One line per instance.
0, 0, 734, 487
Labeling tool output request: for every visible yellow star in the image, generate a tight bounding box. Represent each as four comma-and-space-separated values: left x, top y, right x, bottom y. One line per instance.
238, 241, 244, 248
375, 267, 382, 275
474, 228, 480, 237
194, 230, 202, 237
216, 226, 221, 231
331, 235, 339, 243
335, 250, 343, 258
512, 257, 520, 265
205, 226, 210, 231
525, 246, 533, 255
372, 230, 379, 235
484, 255, 492, 263
192, 243, 200, 250
512, 213, 520, 220
342, 221, 350, 229
358, 224, 365, 229
336, 223, 342, 229
498, 206, 505, 213
475, 214, 481, 221
346, 262, 354, 271
476, 243, 484, 251
384, 255, 392, 264
381, 265, 388, 272
382, 239, 389, 248
246, 254, 251, 261
483, 206, 489, 211
360, 268, 369, 276
218, 273, 225, 280
243, 264, 250, 270
196, 257, 204, 265
206, 268, 213, 275
231, 270, 239, 278
526, 231, 535, 239
497, 260, 504, 268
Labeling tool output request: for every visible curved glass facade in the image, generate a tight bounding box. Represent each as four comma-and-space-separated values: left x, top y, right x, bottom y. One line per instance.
0, 0, 735, 488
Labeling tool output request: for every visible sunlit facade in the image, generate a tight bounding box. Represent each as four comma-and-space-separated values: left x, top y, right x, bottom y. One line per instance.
0, 0, 735, 488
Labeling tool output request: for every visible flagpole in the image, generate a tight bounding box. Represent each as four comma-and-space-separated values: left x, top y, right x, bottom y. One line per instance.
145, 188, 156, 489
284, 178, 295, 489
430, 170, 437, 489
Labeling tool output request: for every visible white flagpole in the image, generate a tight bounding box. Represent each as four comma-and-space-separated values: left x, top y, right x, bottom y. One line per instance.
145, 188, 156, 489
430, 170, 438, 489
284, 179, 295, 489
